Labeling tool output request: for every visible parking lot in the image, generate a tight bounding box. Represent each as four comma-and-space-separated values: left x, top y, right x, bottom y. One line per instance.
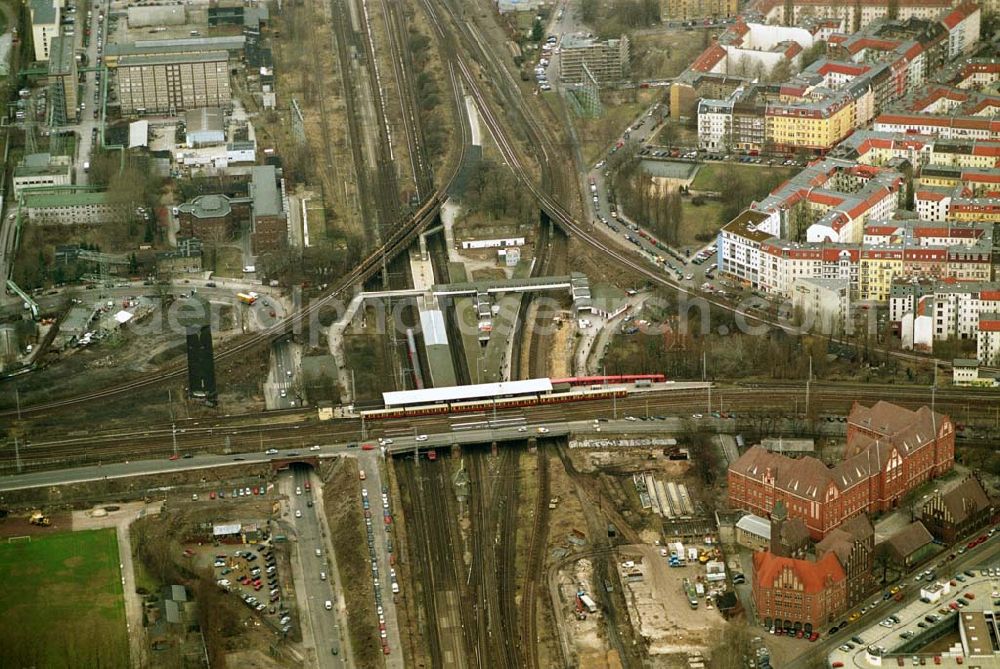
212, 543, 295, 634
828, 528, 1000, 668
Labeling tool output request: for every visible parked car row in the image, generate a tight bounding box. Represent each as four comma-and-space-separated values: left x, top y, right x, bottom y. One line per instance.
194, 485, 267, 501
362, 484, 394, 655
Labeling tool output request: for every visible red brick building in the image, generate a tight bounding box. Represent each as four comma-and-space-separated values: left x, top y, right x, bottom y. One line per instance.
752, 550, 846, 633
728, 401, 955, 540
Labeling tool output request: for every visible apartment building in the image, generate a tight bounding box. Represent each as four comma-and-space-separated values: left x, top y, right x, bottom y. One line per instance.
29, 0, 60, 62
697, 98, 734, 151
875, 113, 1000, 141
947, 59, 1000, 90
891, 280, 1000, 342
723, 212, 993, 300
47, 35, 77, 124
752, 0, 955, 28
558, 35, 630, 85
942, 3, 980, 60
728, 401, 954, 540
660, 0, 738, 21
790, 277, 851, 333
978, 313, 1000, 366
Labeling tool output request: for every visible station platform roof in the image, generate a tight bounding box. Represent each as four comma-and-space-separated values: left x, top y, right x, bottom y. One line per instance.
383, 378, 553, 407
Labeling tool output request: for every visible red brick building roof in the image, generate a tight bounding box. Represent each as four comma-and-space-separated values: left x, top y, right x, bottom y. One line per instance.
753, 550, 846, 593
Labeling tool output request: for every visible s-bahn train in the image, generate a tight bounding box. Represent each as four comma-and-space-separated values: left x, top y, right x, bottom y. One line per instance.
550, 374, 666, 387
360, 386, 628, 421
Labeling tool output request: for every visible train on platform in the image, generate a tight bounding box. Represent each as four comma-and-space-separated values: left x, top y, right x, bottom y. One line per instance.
360, 385, 628, 421
550, 374, 666, 387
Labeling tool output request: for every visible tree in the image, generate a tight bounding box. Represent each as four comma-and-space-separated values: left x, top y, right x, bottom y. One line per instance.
531, 17, 543, 42
799, 40, 827, 68
873, 542, 895, 585
767, 57, 792, 84
707, 621, 756, 669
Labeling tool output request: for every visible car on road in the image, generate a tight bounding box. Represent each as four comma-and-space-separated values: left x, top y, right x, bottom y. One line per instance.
295, 510, 302, 518
537, 427, 550, 434
691, 413, 703, 419
309, 445, 321, 451
265, 448, 279, 455
295, 486, 302, 495
325, 600, 333, 610
415, 435, 428, 441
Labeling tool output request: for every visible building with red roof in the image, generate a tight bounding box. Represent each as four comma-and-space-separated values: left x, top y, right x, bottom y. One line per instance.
752, 549, 847, 632
729, 401, 955, 541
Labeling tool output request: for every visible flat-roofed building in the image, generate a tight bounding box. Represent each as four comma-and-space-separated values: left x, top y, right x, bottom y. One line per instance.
47, 35, 78, 123
22, 191, 130, 226
13, 153, 72, 196
115, 52, 231, 114
28, 0, 60, 62
185, 107, 226, 147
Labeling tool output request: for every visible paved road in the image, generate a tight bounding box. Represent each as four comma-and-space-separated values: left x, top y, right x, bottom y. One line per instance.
266, 339, 300, 409
357, 450, 403, 665
71, 0, 108, 184
283, 468, 347, 667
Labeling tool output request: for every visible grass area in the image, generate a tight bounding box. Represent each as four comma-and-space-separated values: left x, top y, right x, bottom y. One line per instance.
648, 118, 699, 147
679, 199, 725, 247
212, 245, 245, 277
0, 529, 129, 667
344, 330, 393, 401
690, 162, 797, 192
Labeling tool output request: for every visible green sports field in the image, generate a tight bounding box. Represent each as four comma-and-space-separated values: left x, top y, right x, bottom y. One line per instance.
0, 528, 129, 668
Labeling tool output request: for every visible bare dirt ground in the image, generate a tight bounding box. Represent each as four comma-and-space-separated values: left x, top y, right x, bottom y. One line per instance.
558, 557, 614, 667
618, 545, 728, 659
568, 237, 646, 289
224, 650, 288, 669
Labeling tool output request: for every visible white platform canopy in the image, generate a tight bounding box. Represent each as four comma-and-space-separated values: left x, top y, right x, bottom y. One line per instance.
382, 378, 553, 407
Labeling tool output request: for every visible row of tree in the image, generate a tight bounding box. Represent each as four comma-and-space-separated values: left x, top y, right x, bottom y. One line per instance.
614, 156, 685, 246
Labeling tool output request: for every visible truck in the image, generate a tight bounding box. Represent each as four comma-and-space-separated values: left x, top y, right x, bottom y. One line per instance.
237, 292, 258, 305
683, 578, 699, 609
577, 591, 598, 614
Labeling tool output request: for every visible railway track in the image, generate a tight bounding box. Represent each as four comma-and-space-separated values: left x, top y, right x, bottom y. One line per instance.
520, 447, 550, 669
5, 383, 1000, 473
396, 455, 457, 667
376, 0, 433, 198
553, 443, 636, 667
327, 0, 381, 245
